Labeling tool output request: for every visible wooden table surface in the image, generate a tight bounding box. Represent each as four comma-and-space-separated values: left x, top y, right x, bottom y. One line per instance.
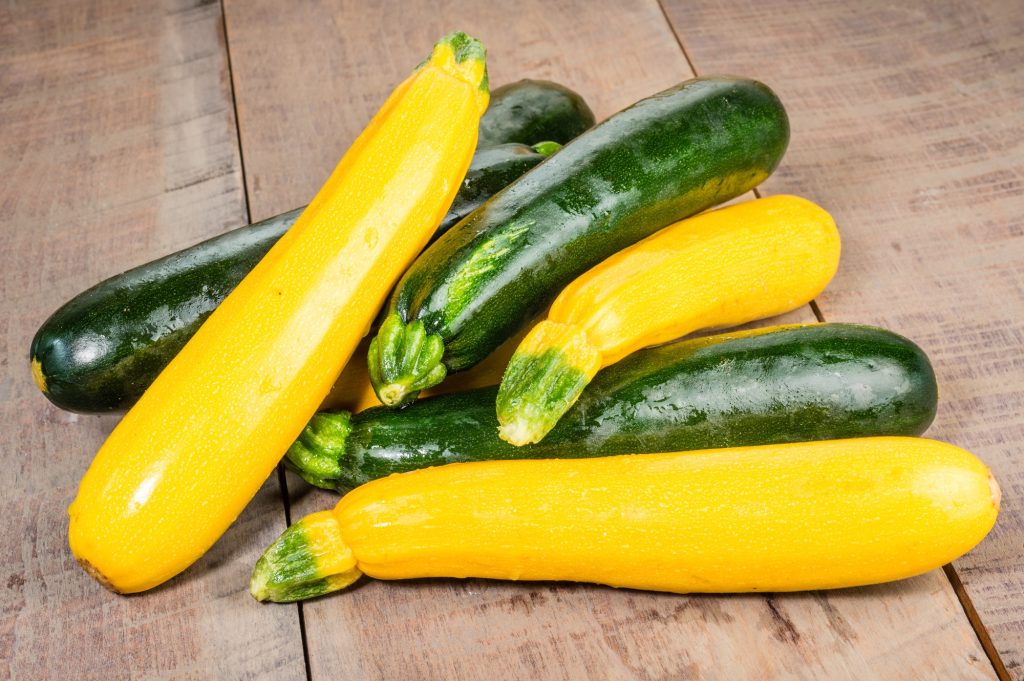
2, 0, 1022, 679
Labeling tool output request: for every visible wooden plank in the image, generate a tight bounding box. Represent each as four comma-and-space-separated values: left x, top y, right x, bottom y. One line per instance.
225, 1, 997, 678
0, 1, 306, 678
223, 0, 690, 221
660, 0, 1024, 676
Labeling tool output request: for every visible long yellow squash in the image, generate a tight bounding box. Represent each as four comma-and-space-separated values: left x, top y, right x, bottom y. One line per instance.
249, 437, 999, 601
69, 32, 490, 593
496, 195, 841, 445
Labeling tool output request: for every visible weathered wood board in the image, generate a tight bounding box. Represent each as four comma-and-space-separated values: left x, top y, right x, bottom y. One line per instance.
0, 1, 305, 678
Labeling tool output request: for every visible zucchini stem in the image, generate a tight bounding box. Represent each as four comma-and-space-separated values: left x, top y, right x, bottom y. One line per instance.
367, 312, 448, 407
250, 511, 361, 603
283, 412, 353, 490
429, 32, 489, 102
496, 320, 601, 445
530, 141, 562, 157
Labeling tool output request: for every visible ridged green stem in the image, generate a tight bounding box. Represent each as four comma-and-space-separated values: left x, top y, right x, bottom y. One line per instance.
530, 141, 562, 157
436, 31, 489, 92
283, 412, 352, 490
250, 512, 361, 603
496, 347, 592, 446
367, 312, 447, 407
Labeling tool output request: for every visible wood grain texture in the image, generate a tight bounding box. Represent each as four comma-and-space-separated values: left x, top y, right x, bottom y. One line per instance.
224, 1, 994, 678
222, 0, 691, 221
661, 0, 1024, 675
0, 1, 305, 678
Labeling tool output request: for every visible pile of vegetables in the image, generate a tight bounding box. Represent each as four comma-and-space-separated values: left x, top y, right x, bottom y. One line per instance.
35, 32, 997, 601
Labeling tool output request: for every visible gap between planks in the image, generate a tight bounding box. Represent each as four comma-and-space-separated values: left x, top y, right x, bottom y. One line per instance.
944, 565, 1012, 681
652, 0, 1009, 677
218, 2, 314, 680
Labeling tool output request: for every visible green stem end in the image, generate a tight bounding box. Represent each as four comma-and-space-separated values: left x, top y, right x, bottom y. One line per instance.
437, 31, 487, 66
530, 140, 562, 157
250, 511, 361, 603
368, 312, 447, 408
496, 321, 601, 446
432, 32, 489, 95
283, 411, 354, 491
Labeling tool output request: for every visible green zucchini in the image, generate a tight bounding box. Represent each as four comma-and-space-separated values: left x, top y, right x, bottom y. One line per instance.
478, 79, 596, 146
32, 79, 595, 414
34, 142, 552, 413
291, 323, 938, 492
440, 143, 557, 233
32, 209, 298, 413
31, 141, 563, 414
367, 76, 790, 407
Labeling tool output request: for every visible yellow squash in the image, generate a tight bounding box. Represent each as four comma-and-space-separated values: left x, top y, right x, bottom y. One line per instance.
496, 195, 841, 445
69, 32, 490, 593
250, 437, 999, 601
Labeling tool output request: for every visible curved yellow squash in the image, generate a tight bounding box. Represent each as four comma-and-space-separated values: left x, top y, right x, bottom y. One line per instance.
497, 195, 841, 445
69, 33, 489, 593
250, 437, 998, 601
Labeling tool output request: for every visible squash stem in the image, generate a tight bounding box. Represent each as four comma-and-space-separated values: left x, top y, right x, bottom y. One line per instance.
531, 141, 562, 157
250, 511, 361, 603
283, 411, 353, 491
429, 32, 490, 105
496, 320, 601, 445
367, 312, 448, 408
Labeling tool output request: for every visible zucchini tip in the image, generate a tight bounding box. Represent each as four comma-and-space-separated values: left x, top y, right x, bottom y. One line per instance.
368, 313, 448, 409
250, 512, 361, 603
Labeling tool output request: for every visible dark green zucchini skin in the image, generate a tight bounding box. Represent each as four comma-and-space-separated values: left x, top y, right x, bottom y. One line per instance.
31, 80, 595, 413
31, 142, 554, 413
478, 79, 596, 146
379, 77, 790, 397
439, 143, 557, 234
288, 324, 938, 492
31, 211, 300, 412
